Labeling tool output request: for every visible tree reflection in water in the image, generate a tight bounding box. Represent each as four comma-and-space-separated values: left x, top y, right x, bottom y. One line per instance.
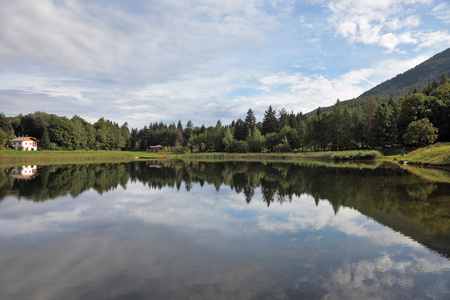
1, 160, 449, 256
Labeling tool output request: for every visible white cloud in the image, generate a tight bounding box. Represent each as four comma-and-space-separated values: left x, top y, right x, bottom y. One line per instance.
416, 31, 450, 49
251, 52, 432, 114
0, 0, 280, 83
0, 181, 429, 252
432, 2, 450, 24
0, 0, 293, 127
326, 0, 439, 51
257, 72, 364, 111
0, 0, 447, 128
321, 252, 450, 299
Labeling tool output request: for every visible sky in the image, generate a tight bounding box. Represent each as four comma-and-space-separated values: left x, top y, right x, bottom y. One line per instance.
1, 0, 450, 129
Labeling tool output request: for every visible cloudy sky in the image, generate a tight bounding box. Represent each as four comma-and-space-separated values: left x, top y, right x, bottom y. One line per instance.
1, 0, 449, 129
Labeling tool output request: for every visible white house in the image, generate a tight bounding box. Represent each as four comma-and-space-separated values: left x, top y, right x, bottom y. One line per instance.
10, 137, 39, 151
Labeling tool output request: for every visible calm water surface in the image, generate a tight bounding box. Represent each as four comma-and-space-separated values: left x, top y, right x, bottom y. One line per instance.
0, 161, 449, 299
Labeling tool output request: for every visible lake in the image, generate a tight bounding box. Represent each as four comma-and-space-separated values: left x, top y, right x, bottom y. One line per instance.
0, 161, 449, 299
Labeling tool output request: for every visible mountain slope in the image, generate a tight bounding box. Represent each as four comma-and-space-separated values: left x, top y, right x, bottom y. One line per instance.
306, 47, 450, 116
359, 47, 450, 99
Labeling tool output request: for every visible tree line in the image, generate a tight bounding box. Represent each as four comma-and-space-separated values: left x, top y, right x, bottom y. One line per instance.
1, 74, 449, 152
0, 113, 131, 151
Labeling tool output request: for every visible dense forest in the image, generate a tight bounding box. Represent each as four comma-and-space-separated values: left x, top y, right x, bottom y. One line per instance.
1, 74, 449, 153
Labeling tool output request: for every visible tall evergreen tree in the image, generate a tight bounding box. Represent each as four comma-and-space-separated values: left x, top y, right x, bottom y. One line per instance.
234, 118, 247, 141
298, 119, 307, 151
329, 99, 344, 150
177, 120, 183, 132
342, 107, 353, 150
441, 73, 448, 85
244, 109, 256, 133
351, 105, 364, 148
262, 105, 279, 135
371, 104, 396, 148
40, 128, 51, 150
278, 108, 289, 128
363, 96, 378, 147
121, 122, 131, 150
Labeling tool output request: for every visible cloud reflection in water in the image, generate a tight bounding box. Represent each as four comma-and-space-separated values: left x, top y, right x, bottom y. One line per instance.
0, 165, 449, 299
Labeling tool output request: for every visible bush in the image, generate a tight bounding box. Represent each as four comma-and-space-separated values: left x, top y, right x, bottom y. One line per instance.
330, 150, 379, 160
247, 140, 264, 153
264, 133, 281, 152
226, 140, 249, 153
173, 146, 185, 154
273, 143, 292, 153
402, 118, 438, 147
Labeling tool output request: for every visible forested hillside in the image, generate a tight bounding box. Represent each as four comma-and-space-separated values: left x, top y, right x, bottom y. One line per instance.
308, 47, 450, 116
360, 47, 450, 100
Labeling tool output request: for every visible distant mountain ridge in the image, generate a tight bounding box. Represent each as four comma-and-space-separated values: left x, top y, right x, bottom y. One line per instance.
359, 47, 450, 99
306, 47, 450, 116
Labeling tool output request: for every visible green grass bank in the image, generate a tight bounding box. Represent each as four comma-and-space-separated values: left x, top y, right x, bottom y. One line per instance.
1, 149, 381, 165
0, 150, 148, 165
402, 143, 450, 166
182, 150, 381, 161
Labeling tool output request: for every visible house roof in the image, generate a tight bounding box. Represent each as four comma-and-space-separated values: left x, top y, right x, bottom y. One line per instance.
11, 137, 40, 142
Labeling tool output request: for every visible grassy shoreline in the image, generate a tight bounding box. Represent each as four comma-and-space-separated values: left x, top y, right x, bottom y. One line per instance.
181, 150, 381, 161
401, 143, 450, 166
1, 149, 381, 164
2, 146, 448, 167
0, 150, 146, 165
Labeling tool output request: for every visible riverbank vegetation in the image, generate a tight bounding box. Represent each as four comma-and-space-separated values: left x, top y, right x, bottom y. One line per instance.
402, 143, 450, 166
1, 149, 381, 164
183, 150, 381, 161
0, 150, 146, 165
1, 74, 449, 156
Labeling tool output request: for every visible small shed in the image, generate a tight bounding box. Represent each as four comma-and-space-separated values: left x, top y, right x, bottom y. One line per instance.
11, 137, 39, 151
147, 145, 163, 153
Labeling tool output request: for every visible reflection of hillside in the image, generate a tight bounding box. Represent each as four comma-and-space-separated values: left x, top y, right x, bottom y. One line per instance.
1, 161, 449, 256
362, 209, 450, 259
403, 165, 450, 184
131, 161, 450, 256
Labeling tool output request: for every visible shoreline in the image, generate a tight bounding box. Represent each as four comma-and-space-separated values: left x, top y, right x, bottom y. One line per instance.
1, 148, 448, 168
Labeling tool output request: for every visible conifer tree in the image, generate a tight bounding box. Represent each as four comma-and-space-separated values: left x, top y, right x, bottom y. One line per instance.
262, 105, 279, 135
244, 109, 256, 133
